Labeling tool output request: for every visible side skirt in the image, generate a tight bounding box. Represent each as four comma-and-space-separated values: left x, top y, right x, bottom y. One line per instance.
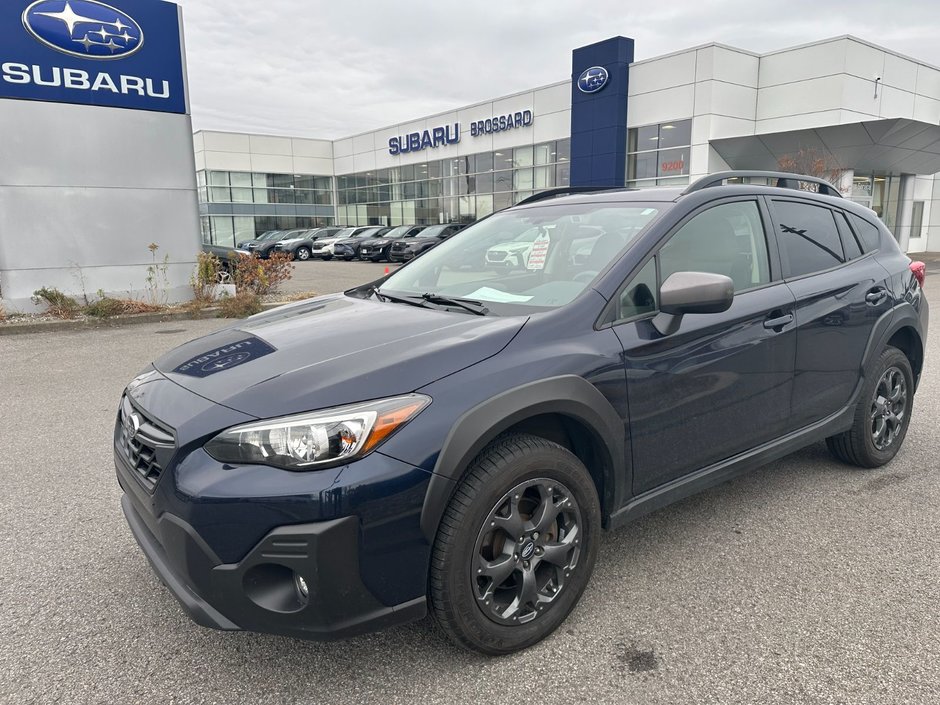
607, 401, 856, 531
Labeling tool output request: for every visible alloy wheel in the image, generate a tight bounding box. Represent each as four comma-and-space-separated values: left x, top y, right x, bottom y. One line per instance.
871, 366, 907, 451
472, 478, 582, 625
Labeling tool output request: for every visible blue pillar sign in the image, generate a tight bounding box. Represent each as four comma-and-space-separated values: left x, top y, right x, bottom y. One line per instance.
0, 0, 186, 114
569, 37, 634, 187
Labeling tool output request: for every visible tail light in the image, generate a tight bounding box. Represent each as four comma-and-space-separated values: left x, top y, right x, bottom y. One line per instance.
910, 261, 926, 287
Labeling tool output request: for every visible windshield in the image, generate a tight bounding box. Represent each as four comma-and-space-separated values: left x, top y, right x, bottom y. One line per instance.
417, 225, 448, 238
357, 228, 384, 238
332, 228, 357, 239
382, 225, 412, 239
259, 231, 282, 241
379, 202, 664, 313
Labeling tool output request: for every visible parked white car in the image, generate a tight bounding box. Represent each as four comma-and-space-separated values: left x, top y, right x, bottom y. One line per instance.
310, 227, 365, 260
484, 229, 541, 270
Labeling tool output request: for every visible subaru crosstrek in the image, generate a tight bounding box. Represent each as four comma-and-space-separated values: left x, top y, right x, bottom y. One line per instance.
115, 171, 927, 654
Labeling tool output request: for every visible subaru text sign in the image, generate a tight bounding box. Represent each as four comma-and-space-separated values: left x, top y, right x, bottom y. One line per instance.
1, 0, 186, 113
577, 66, 609, 94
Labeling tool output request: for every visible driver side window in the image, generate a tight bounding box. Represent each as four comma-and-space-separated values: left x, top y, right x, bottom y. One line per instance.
660, 200, 770, 292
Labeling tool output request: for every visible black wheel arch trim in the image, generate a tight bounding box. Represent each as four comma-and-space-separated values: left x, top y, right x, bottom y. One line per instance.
419, 375, 625, 543
862, 304, 925, 388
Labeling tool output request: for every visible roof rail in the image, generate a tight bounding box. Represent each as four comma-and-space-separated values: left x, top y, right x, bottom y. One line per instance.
683, 170, 843, 198
514, 186, 621, 207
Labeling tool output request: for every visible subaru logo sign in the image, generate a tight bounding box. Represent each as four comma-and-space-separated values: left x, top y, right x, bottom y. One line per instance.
577, 66, 609, 94
22, 0, 144, 60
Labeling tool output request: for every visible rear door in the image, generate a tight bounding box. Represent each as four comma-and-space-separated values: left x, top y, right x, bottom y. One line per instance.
612, 197, 798, 494
766, 197, 893, 428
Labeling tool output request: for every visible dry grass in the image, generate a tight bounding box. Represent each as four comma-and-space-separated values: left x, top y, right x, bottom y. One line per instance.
279, 290, 319, 302
85, 297, 163, 319
218, 291, 263, 318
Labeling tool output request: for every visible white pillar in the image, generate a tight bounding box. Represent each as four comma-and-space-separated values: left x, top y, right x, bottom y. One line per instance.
897, 174, 915, 252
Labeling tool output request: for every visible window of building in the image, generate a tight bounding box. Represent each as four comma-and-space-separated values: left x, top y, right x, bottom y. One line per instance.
773, 200, 844, 277
911, 200, 925, 240
626, 120, 692, 188
333, 138, 573, 225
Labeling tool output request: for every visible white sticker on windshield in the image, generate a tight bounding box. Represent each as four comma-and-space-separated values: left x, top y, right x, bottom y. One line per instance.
526, 232, 551, 270
465, 287, 534, 303
642, 208, 656, 215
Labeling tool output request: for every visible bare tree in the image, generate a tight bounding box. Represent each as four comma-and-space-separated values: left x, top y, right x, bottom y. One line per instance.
777, 147, 845, 193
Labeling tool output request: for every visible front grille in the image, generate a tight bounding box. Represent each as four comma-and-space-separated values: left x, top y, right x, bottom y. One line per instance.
116, 396, 176, 492
486, 251, 507, 262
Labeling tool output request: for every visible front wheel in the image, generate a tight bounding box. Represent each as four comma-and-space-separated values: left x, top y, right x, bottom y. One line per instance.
826, 346, 914, 468
295, 247, 311, 261
430, 433, 600, 655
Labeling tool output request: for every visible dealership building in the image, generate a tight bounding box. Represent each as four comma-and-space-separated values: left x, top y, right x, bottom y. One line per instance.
197, 34, 940, 255
4, 5, 940, 311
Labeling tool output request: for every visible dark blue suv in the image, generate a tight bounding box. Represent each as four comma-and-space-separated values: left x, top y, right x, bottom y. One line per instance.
115, 171, 927, 654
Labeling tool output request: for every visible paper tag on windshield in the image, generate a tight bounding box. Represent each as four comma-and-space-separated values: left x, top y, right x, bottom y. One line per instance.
526, 232, 551, 270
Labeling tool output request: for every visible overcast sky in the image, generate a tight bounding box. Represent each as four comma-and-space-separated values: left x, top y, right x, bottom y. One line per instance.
175, 0, 940, 139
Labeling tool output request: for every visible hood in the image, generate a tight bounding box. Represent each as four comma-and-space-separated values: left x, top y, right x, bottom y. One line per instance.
313, 238, 339, 247
153, 294, 526, 418
278, 238, 303, 245
362, 238, 390, 246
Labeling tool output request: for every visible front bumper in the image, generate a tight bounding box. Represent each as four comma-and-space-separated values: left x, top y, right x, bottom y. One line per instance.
120, 493, 426, 640
115, 371, 434, 640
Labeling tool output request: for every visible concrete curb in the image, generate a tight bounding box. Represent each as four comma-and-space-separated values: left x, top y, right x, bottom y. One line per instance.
0, 301, 288, 336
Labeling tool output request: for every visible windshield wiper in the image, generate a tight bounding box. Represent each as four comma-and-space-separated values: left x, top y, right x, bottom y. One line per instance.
370, 287, 435, 310
420, 293, 489, 316
371, 287, 489, 316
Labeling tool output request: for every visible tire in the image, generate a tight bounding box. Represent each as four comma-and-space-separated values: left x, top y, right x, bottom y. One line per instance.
430, 433, 601, 655
295, 247, 311, 261
826, 345, 914, 468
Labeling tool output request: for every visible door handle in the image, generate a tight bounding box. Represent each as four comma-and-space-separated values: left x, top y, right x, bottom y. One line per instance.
865, 288, 888, 305
763, 313, 793, 330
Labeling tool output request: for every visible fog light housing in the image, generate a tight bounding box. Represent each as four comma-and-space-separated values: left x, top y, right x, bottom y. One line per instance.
295, 574, 309, 600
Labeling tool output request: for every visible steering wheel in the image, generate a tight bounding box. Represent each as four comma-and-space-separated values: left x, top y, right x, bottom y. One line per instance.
573, 270, 599, 284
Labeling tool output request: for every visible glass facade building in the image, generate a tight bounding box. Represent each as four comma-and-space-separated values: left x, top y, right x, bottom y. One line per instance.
197, 170, 335, 246
335, 139, 570, 226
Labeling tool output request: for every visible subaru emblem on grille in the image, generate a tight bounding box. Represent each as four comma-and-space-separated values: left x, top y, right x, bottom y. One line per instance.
123, 409, 141, 439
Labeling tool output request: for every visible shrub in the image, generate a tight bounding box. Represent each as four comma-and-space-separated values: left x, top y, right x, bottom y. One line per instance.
218, 291, 262, 318
32, 287, 81, 319
191, 251, 223, 302
233, 252, 293, 297
84, 296, 125, 319
84, 293, 164, 319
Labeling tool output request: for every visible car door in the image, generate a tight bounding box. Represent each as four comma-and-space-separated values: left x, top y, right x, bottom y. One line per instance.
766, 197, 893, 428
611, 197, 797, 495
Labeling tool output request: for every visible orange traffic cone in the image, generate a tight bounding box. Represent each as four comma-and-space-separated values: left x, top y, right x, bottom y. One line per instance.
384, 267, 389, 275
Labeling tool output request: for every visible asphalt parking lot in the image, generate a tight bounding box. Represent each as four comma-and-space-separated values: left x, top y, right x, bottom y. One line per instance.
1, 270, 938, 705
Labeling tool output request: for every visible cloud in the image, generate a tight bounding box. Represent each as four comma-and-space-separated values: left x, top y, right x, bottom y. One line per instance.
175, 0, 940, 139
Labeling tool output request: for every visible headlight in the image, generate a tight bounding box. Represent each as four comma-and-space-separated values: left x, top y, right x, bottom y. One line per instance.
204, 394, 430, 470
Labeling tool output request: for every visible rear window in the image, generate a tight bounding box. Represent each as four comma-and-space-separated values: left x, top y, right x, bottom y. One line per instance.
848, 213, 882, 252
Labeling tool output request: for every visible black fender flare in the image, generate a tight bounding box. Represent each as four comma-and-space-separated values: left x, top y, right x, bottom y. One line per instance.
861, 304, 924, 382
419, 375, 625, 542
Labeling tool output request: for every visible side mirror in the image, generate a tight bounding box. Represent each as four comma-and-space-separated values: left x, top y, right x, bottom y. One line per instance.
652, 271, 734, 335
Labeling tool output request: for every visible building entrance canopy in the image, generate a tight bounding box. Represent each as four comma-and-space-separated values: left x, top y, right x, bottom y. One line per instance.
712, 118, 940, 176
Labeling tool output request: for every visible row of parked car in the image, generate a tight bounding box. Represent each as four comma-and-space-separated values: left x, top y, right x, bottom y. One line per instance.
233, 224, 468, 264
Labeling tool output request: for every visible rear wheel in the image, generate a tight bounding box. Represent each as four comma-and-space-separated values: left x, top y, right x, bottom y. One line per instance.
430, 434, 600, 654
826, 346, 914, 468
